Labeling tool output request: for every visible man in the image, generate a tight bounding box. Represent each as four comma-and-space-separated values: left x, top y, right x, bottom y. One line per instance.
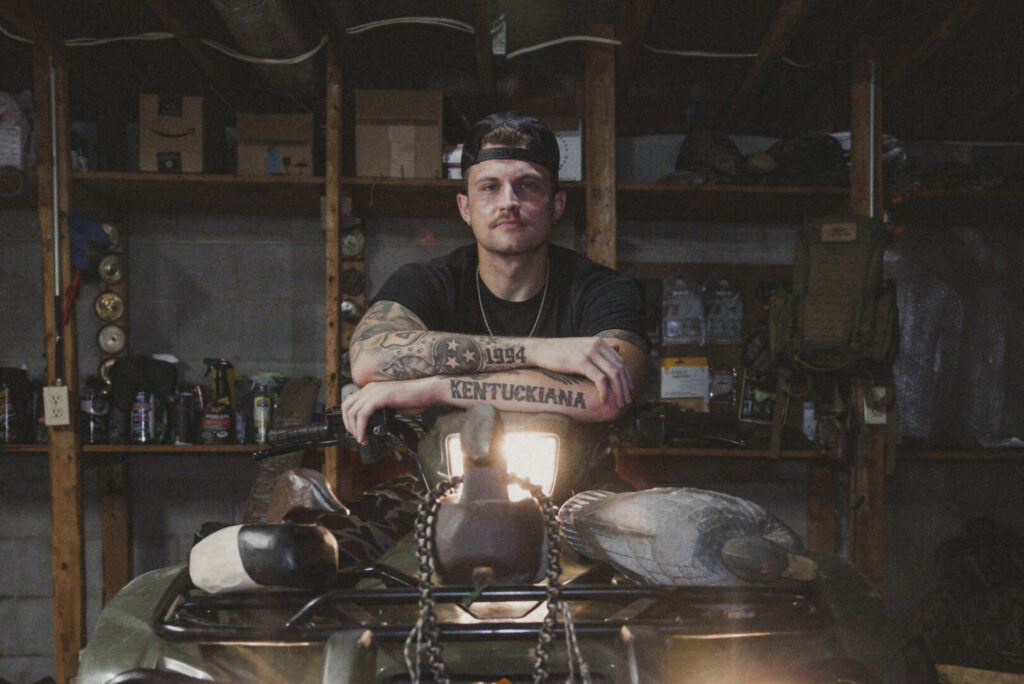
320, 112, 648, 564
341, 111, 649, 442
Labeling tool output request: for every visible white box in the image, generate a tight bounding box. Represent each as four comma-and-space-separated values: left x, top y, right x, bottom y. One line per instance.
554, 126, 582, 181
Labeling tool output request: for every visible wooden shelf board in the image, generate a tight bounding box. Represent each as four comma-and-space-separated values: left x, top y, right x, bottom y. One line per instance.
620, 446, 1024, 461
618, 446, 816, 459
9, 172, 1017, 227
896, 448, 1024, 461
616, 183, 850, 223
0, 444, 48, 453
71, 172, 326, 216
82, 443, 258, 454
889, 187, 1024, 227
341, 177, 587, 218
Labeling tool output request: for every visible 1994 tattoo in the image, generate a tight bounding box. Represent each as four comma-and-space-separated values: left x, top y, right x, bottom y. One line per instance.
483, 346, 526, 365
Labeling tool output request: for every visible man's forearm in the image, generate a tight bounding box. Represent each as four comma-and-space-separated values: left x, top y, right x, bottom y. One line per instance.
351, 329, 535, 383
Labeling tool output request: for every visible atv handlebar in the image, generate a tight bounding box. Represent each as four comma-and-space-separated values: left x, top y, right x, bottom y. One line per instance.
265, 422, 333, 447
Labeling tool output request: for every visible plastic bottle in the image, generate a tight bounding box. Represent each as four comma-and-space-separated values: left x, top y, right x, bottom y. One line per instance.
252, 377, 274, 444
130, 389, 154, 444
200, 358, 234, 445
0, 376, 15, 443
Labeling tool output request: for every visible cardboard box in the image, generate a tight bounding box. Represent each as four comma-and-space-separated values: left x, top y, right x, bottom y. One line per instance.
139, 94, 216, 173
355, 90, 442, 178
236, 113, 314, 176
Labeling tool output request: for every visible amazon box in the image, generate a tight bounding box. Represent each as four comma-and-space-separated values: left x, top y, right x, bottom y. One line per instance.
139, 94, 218, 173
236, 112, 314, 176
355, 90, 442, 178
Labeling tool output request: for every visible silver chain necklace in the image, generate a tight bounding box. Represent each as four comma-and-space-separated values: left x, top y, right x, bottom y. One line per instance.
476, 263, 549, 337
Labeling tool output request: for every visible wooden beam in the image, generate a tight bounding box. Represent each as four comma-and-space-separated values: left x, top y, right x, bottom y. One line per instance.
725, 0, 820, 125
615, 0, 655, 97
883, 0, 989, 94
33, 45, 86, 684
584, 24, 617, 269
0, 0, 114, 96
99, 455, 131, 605
958, 71, 1024, 132
322, 42, 346, 494
849, 380, 887, 588
308, 0, 372, 88
850, 56, 882, 218
848, 57, 886, 588
140, 0, 247, 109
472, 0, 496, 101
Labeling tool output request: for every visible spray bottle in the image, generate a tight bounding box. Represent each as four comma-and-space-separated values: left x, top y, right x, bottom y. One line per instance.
200, 357, 234, 444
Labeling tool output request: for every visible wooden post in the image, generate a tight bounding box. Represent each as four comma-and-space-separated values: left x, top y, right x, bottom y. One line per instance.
584, 24, 617, 268
33, 45, 85, 684
99, 454, 130, 605
322, 42, 349, 493
848, 54, 886, 587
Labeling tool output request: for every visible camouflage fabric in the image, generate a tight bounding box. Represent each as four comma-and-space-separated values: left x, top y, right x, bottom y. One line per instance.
320, 472, 426, 566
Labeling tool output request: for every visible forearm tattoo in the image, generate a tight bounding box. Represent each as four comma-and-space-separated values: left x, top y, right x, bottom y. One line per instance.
597, 329, 651, 354
448, 376, 587, 410
351, 301, 532, 380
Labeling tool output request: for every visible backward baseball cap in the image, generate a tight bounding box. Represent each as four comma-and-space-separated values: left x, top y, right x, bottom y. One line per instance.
460, 111, 560, 180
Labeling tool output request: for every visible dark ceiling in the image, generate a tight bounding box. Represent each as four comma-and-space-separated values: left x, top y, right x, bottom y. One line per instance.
1, 0, 1023, 144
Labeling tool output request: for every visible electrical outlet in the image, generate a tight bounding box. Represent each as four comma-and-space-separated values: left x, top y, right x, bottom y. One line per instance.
43, 385, 71, 426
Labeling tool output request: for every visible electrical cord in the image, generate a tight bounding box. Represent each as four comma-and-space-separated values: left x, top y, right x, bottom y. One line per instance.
1, 15, 821, 70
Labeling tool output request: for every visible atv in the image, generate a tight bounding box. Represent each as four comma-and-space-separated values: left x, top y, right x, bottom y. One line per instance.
77, 404, 923, 683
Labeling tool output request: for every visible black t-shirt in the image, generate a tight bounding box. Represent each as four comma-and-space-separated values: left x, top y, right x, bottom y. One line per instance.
371, 244, 649, 348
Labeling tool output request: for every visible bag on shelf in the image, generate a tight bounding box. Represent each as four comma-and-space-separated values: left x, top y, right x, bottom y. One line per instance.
770, 208, 899, 375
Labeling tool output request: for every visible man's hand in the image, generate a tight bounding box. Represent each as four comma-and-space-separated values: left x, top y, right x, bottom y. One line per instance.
341, 376, 441, 444
526, 336, 635, 409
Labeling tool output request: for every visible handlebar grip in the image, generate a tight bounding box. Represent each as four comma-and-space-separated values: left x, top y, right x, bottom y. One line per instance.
267, 422, 331, 446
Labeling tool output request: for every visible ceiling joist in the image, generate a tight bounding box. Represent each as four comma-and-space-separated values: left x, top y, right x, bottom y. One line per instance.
614, 0, 655, 98
140, 0, 249, 111
472, 0, 496, 102
883, 0, 989, 94
724, 0, 820, 126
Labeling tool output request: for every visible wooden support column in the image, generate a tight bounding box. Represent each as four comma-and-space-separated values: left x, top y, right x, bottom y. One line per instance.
33, 45, 85, 684
584, 23, 617, 268
848, 55, 886, 587
322, 42, 351, 494
99, 453, 130, 605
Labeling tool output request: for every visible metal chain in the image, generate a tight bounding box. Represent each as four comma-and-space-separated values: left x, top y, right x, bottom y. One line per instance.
403, 472, 591, 684
404, 476, 460, 684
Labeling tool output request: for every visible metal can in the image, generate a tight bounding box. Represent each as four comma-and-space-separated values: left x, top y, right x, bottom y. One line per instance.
174, 389, 197, 445
130, 390, 154, 445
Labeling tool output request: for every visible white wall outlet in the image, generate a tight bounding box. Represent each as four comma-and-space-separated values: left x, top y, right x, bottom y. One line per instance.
43, 385, 71, 426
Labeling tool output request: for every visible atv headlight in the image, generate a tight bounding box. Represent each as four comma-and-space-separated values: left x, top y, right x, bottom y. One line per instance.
444, 431, 559, 501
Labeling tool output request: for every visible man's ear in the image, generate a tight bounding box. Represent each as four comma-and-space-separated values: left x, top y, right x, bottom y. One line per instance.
456, 192, 471, 224
552, 189, 567, 221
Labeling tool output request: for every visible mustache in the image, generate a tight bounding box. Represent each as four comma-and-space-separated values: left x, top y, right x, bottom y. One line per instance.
489, 213, 523, 228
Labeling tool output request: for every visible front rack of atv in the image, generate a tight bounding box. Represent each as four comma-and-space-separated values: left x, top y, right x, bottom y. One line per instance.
153, 564, 832, 644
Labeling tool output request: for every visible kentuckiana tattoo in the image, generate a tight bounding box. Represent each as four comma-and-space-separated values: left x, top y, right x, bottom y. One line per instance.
449, 378, 586, 409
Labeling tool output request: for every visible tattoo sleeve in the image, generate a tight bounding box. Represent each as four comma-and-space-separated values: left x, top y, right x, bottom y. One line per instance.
597, 329, 651, 354
350, 301, 534, 381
